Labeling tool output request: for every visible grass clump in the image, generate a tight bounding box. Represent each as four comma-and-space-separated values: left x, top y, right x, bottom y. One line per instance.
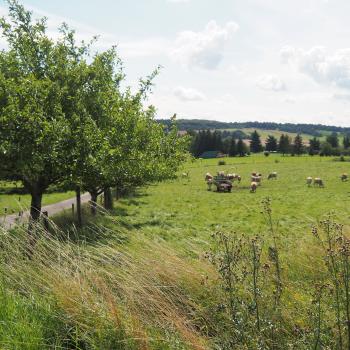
0, 216, 215, 349
0, 285, 72, 349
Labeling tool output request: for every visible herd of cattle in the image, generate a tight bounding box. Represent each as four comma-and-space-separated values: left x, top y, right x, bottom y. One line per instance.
203, 171, 349, 193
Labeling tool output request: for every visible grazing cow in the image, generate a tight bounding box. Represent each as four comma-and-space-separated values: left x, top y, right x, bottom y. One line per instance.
341, 173, 348, 182
205, 172, 213, 181
268, 172, 278, 180
227, 173, 241, 183
251, 175, 262, 185
250, 182, 258, 193
207, 179, 213, 191
217, 171, 225, 177
306, 177, 313, 187
314, 178, 324, 187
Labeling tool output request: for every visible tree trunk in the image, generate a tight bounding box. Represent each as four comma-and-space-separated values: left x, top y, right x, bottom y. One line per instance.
115, 186, 119, 200
76, 186, 82, 227
104, 187, 113, 210
27, 189, 43, 257
29, 191, 43, 222
90, 190, 98, 216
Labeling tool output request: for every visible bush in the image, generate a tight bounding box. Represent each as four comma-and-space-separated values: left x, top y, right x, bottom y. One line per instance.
264, 151, 270, 157
340, 155, 346, 162
218, 160, 226, 166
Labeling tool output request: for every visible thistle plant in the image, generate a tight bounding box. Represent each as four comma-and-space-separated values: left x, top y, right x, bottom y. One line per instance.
312, 215, 350, 349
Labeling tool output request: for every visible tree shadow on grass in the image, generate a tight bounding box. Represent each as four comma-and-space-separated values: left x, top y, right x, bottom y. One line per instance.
48, 189, 152, 245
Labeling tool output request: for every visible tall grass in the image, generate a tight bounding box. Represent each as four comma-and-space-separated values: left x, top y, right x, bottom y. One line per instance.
0, 210, 216, 349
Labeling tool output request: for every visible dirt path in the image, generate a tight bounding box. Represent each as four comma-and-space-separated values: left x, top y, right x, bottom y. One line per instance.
0, 193, 91, 229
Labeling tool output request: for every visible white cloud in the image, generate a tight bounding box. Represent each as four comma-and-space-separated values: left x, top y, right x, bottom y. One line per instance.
173, 86, 205, 101
284, 96, 296, 104
333, 93, 350, 102
118, 38, 169, 58
171, 20, 239, 70
256, 74, 286, 92
281, 46, 350, 89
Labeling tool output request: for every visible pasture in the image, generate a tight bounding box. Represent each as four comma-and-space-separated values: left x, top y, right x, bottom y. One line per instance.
239, 128, 316, 142
116, 154, 350, 245
3, 154, 350, 349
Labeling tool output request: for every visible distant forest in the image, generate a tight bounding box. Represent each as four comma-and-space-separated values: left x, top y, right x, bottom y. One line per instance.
159, 119, 350, 136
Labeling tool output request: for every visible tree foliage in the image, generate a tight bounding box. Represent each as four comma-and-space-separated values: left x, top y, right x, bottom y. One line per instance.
250, 130, 263, 153
309, 137, 321, 155
0, 0, 188, 224
265, 135, 278, 152
278, 134, 291, 155
293, 134, 304, 155
326, 132, 339, 148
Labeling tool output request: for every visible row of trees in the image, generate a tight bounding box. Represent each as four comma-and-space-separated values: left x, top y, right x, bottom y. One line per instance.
189, 130, 248, 157
250, 131, 304, 155
0, 1, 188, 226
251, 130, 350, 156
190, 128, 350, 158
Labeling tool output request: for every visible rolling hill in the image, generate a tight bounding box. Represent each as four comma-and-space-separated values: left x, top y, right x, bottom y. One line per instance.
159, 119, 350, 139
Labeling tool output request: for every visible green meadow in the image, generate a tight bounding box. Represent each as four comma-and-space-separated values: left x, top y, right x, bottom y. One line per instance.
117, 154, 350, 241
2, 154, 350, 349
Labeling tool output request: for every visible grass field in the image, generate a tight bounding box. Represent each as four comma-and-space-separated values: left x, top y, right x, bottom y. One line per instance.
0, 182, 75, 215
225, 127, 329, 144
114, 154, 350, 243
241, 128, 316, 142
2, 154, 350, 349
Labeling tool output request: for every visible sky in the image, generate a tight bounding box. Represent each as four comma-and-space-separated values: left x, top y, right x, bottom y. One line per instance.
1, 0, 350, 126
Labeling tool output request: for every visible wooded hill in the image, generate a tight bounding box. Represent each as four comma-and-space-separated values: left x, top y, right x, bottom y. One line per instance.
159, 119, 350, 136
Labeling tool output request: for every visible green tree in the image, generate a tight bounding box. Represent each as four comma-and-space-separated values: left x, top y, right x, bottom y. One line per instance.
278, 134, 291, 155
229, 137, 237, 157
237, 138, 247, 157
0, 1, 87, 222
265, 135, 278, 152
0, 0, 190, 228
343, 134, 350, 149
250, 130, 263, 153
213, 130, 223, 151
74, 62, 188, 215
309, 137, 321, 155
293, 134, 304, 155
320, 142, 333, 156
326, 132, 339, 148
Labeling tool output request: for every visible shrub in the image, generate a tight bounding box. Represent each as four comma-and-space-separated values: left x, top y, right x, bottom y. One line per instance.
264, 151, 270, 157
218, 160, 226, 166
